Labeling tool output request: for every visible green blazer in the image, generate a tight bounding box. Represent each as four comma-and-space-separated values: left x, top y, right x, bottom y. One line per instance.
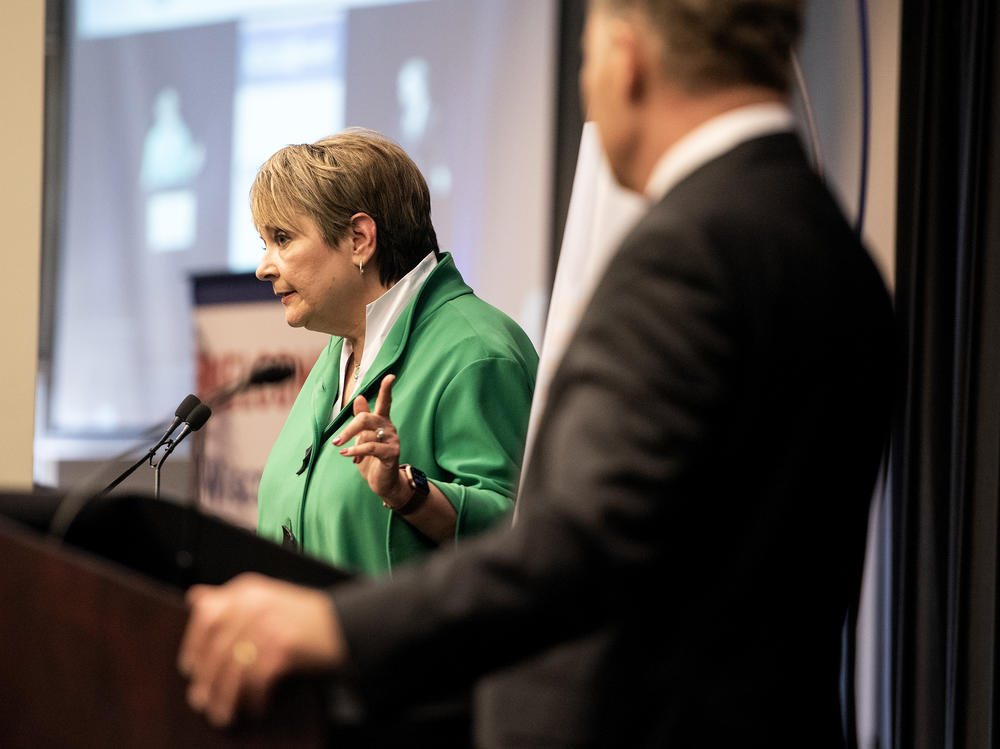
257, 254, 538, 575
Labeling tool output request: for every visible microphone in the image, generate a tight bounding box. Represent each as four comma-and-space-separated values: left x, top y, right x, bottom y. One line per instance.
247, 360, 296, 385
150, 393, 201, 453
48, 362, 293, 541
153, 403, 212, 498
158, 403, 212, 464
205, 359, 296, 409
48, 394, 207, 540
101, 394, 202, 496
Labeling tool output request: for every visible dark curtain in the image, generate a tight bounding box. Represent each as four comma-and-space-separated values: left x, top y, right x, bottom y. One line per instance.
890, 1, 1000, 747
551, 0, 585, 280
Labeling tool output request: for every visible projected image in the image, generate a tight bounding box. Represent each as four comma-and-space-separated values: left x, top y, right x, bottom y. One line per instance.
344, 0, 472, 273
226, 11, 346, 270
53, 20, 236, 433
45, 0, 555, 445
141, 87, 206, 253
397, 57, 452, 196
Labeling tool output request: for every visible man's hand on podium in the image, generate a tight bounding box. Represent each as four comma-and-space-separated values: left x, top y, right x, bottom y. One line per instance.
178, 573, 347, 727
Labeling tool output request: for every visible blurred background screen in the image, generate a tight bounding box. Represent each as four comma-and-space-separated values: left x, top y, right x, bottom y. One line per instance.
40, 0, 556, 467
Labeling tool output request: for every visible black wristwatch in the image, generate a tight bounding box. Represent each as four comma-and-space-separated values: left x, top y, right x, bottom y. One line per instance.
385, 464, 430, 514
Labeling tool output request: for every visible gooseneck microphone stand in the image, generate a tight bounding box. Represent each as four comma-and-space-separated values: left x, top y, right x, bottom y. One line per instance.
152, 403, 212, 499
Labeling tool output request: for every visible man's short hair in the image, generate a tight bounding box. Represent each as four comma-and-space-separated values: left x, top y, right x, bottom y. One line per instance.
597, 0, 804, 94
250, 128, 439, 286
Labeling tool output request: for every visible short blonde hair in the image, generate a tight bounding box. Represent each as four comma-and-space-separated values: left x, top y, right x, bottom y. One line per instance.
250, 128, 438, 285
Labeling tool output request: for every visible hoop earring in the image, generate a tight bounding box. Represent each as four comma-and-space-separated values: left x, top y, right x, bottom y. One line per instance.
359, 259, 364, 276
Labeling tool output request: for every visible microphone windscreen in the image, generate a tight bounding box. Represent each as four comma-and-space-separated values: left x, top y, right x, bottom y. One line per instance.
185, 403, 213, 431
247, 361, 296, 386
175, 394, 201, 419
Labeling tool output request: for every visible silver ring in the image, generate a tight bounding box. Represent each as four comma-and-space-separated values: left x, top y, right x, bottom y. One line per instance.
375, 427, 385, 442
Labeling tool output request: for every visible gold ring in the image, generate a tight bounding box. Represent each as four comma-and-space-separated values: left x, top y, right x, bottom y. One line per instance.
232, 640, 257, 667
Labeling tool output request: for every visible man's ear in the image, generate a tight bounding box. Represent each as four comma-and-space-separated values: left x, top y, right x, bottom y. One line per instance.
349, 212, 377, 266
612, 17, 652, 105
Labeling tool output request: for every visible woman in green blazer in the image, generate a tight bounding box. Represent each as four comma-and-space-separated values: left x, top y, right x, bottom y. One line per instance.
252, 129, 537, 575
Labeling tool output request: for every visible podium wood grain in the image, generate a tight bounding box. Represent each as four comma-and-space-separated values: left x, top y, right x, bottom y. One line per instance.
0, 517, 327, 748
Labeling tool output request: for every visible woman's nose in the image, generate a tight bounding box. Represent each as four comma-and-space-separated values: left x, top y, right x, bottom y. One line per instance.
256, 249, 276, 281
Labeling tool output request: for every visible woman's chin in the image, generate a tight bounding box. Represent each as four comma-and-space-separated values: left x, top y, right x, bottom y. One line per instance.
284, 311, 307, 329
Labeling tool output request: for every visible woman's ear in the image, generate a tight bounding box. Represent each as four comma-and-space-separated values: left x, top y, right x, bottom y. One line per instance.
350, 212, 377, 266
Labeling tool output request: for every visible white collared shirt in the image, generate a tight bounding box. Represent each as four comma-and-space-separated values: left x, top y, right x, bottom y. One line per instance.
644, 103, 795, 204
336, 251, 438, 411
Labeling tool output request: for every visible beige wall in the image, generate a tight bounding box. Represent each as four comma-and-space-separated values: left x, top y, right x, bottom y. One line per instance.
799, 2, 899, 289
0, 1, 44, 488
861, 0, 901, 290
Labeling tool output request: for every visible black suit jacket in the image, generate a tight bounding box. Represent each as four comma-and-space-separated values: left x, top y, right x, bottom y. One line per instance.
332, 133, 895, 748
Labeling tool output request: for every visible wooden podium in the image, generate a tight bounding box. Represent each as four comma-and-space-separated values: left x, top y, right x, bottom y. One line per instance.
0, 491, 470, 748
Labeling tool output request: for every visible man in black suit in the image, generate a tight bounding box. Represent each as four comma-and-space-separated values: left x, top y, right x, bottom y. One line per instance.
179, 1, 894, 745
